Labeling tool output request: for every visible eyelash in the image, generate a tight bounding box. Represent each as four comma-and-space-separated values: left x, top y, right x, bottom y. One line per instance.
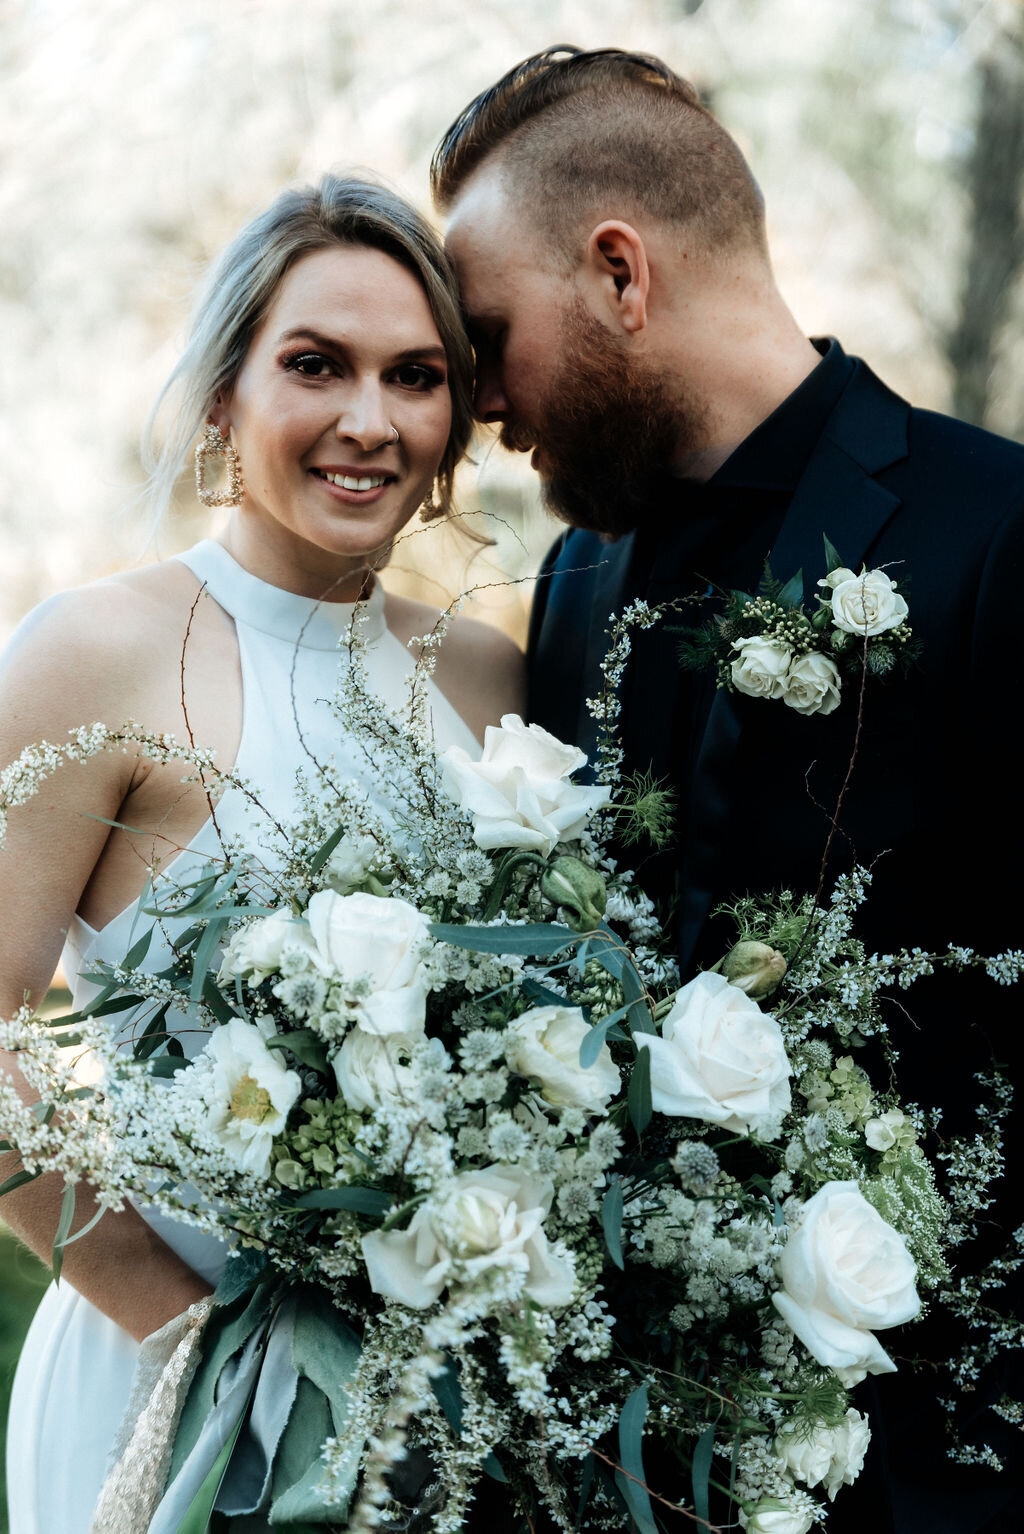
281, 351, 446, 391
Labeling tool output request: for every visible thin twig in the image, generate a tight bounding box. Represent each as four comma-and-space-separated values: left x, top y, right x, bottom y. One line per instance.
586, 1446, 724, 1531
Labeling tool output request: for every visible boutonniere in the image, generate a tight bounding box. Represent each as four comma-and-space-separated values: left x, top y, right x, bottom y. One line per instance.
677, 536, 915, 717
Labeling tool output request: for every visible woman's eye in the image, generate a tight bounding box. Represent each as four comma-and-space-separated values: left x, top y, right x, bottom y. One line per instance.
393, 362, 446, 391
283, 351, 336, 377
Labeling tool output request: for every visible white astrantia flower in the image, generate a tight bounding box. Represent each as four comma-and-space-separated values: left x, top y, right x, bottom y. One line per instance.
218, 906, 318, 986
185, 1017, 301, 1178
361, 1165, 575, 1310
820, 566, 909, 636
775, 1408, 871, 1501
333, 1025, 424, 1113
506, 1004, 620, 1113
782, 651, 842, 716
772, 1180, 920, 1384
440, 713, 610, 856
730, 636, 792, 702
637, 972, 791, 1137
305, 889, 431, 1036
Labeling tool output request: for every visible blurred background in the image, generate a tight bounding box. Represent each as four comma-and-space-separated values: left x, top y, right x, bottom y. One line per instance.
2, 0, 1023, 1524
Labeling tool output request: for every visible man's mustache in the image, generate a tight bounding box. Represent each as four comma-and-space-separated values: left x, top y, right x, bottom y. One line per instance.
498, 419, 538, 454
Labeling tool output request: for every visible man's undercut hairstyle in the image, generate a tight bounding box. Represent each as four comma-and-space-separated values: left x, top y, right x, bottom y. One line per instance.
432, 45, 768, 263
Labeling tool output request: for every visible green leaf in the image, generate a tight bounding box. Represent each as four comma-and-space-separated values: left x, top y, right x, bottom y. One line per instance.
293, 1186, 392, 1217
132, 1002, 172, 1061
201, 976, 236, 1027
30, 1100, 55, 1125
122, 924, 154, 971
54, 1200, 107, 1252
577, 1451, 597, 1526
628, 1046, 653, 1136
583, 926, 654, 1034
519, 978, 569, 1009
776, 568, 804, 608
692, 1424, 715, 1528
579, 1004, 630, 1068
431, 1355, 464, 1436
148, 1054, 190, 1078
308, 824, 346, 877
601, 1179, 625, 1270
190, 915, 229, 1004
823, 532, 844, 575
51, 1180, 77, 1282
429, 921, 578, 958
215, 1244, 270, 1308
0, 1167, 39, 1198
616, 1384, 657, 1534
266, 1029, 330, 1074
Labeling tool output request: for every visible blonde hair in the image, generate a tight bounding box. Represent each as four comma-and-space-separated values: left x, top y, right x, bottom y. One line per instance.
143, 173, 474, 520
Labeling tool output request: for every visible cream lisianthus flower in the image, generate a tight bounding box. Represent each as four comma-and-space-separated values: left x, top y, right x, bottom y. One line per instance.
440, 714, 609, 856
775, 1408, 871, 1501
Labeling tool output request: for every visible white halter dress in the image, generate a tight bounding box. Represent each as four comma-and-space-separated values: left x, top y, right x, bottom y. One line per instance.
5, 540, 479, 1534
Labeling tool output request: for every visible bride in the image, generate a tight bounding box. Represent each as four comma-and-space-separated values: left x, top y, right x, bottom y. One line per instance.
0, 172, 522, 1532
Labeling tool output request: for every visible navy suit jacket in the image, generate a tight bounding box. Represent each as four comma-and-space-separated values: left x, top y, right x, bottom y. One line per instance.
528, 346, 1024, 1533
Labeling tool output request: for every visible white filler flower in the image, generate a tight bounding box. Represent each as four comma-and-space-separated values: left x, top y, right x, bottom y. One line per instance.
776, 1408, 871, 1501
306, 889, 430, 1036
440, 713, 610, 856
772, 1180, 920, 1384
821, 566, 909, 636
637, 971, 791, 1137
195, 1018, 301, 1177
362, 1166, 575, 1309
506, 1004, 620, 1113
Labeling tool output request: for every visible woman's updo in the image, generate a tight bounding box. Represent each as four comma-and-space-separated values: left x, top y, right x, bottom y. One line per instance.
145, 174, 474, 520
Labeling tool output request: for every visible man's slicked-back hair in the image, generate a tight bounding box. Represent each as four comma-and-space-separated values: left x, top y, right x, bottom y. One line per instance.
432, 45, 767, 262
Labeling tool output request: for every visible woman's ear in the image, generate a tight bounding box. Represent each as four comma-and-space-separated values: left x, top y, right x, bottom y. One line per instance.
207, 393, 232, 435
584, 221, 650, 335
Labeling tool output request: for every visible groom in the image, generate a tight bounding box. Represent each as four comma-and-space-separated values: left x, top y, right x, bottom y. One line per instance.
435, 45, 1024, 1534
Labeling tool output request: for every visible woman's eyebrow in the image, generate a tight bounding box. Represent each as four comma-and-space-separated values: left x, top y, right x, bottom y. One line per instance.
277, 326, 447, 364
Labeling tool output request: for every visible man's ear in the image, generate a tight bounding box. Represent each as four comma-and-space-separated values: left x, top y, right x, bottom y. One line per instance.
584, 221, 650, 335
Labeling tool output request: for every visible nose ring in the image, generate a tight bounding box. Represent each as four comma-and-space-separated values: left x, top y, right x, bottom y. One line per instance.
390, 425, 400, 445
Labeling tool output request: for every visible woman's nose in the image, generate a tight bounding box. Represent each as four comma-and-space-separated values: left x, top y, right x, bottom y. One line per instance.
334, 382, 394, 450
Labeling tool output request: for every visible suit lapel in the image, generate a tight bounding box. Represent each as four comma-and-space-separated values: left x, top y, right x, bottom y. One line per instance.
678, 362, 911, 972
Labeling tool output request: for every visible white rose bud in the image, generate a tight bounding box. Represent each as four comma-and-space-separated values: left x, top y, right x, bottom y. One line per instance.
730, 636, 793, 701
440, 714, 610, 857
218, 907, 317, 985
775, 1408, 871, 1500
828, 568, 909, 636
305, 890, 430, 1037
721, 940, 787, 999
739, 1499, 814, 1534
361, 1166, 575, 1310
506, 1004, 620, 1113
772, 1180, 920, 1384
782, 652, 842, 716
637, 971, 791, 1137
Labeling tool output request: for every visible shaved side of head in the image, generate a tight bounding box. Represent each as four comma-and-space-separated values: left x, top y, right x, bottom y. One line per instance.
433, 46, 768, 266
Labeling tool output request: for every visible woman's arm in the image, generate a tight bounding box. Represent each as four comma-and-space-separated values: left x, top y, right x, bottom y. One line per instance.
0, 588, 213, 1341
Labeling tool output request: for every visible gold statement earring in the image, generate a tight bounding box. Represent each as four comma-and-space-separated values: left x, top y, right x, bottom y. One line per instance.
194, 423, 243, 508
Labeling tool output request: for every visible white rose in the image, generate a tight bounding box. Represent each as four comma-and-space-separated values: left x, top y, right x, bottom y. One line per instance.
361, 1165, 575, 1310
739, 1499, 813, 1534
731, 636, 793, 702
218, 907, 317, 985
306, 890, 430, 1036
440, 713, 610, 856
324, 833, 379, 894
506, 1005, 620, 1113
828, 568, 909, 636
776, 1408, 870, 1500
782, 652, 842, 716
637, 971, 791, 1137
333, 1026, 424, 1112
192, 1017, 301, 1177
772, 1180, 920, 1384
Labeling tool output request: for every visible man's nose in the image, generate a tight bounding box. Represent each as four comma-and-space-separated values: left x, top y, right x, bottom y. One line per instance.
474, 361, 510, 424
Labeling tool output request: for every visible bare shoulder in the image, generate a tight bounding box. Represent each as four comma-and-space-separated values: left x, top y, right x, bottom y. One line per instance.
383, 591, 526, 740
0, 557, 216, 734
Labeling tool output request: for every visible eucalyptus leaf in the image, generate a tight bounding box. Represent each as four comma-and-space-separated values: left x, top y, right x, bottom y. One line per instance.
579, 1004, 630, 1069
601, 1180, 625, 1270
148, 1054, 190, 1078
628, 1046, 653, 1136
616, 1384, 657, 1534
293, 1186, 392, 1217
429, 921, 578, 958
0, 1167, 39, 1198
308, 824, 346, 876
51, 1180, 77, 1282
266, 1029, 330, 1074
692, 1423, 715, 1528
190, 915, 229, 1004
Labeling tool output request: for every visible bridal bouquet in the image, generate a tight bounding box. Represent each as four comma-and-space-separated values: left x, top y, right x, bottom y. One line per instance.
1, 597, 1018, 1534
